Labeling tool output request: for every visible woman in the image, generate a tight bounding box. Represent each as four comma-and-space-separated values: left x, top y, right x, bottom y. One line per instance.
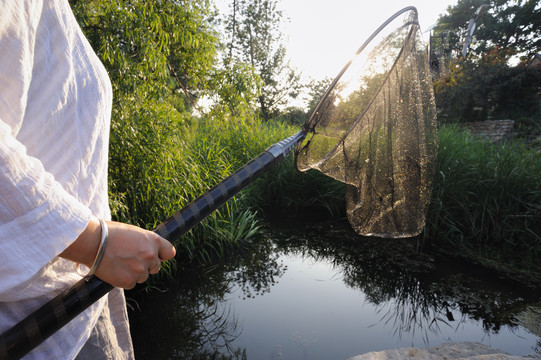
0, 0, 176, 358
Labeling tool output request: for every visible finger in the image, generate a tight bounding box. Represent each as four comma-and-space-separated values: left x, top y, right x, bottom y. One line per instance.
148, 261, 161, 275
157, 237, 176, 261
136, 270, 150, 284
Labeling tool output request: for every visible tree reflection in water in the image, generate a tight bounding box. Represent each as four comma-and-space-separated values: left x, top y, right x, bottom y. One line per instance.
128, 236, 286, 359
272, 220, 541, 355
129, 219, 541, 358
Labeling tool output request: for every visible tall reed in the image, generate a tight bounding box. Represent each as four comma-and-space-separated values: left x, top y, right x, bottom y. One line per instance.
424, 125, 541, 277
109, 107, 300, 271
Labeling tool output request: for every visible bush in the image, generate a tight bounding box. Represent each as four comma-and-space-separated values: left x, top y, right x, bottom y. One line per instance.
108, 97, 541, 281
434, 49, 541, 124
108, 96, 196, 229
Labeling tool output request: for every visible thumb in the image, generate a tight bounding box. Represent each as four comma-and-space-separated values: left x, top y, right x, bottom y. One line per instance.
157, 237, 176, 261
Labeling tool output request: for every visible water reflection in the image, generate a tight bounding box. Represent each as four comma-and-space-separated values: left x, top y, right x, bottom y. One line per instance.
129, 219, 541, 359
129, 237, 286, 359
272, 221, 540, 353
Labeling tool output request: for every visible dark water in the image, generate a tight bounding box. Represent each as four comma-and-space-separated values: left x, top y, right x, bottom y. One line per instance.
129, 220, 541, 359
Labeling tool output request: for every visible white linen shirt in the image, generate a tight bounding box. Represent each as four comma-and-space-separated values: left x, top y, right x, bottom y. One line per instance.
0, 0, 133, 358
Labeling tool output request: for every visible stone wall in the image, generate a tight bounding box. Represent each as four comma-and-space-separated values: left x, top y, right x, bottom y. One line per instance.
463, 119, 515, 142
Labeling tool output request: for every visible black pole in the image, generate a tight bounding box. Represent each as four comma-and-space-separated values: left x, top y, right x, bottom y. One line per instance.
0, 130, 305, 360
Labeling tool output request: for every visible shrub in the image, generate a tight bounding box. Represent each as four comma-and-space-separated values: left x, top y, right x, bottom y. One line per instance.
108, 96, 196, 228
433, 50, 541, 124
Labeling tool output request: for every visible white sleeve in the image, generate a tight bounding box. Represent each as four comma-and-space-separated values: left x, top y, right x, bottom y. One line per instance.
0, 0, 111, 296
0, 119, 91, 294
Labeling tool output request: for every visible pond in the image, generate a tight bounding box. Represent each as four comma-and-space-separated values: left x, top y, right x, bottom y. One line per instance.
128, 219, 541, 359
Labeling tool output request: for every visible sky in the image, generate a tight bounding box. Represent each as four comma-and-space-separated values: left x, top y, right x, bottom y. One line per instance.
280, 0, 458, 80
216, 0, 459, 81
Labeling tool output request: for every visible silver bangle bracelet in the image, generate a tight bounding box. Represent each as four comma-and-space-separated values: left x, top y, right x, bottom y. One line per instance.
76, 219, 109, 278
87, 219, 108, 277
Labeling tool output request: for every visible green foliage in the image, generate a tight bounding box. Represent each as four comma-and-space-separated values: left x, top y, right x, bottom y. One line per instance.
71, 0, 260, 272
244, 124, 541, 279
244, 155, 346, 219
107, 95, 197, 228
190, 114, 345, 218
71, 0, 219, 101
206, 203, 261, 244
433, 0, 541, 61
68, 0, 540, 282
223, 0, 303, 120
424, 125, 541, 277
272, 77, 334, 126
275, 106, 310, 126
169, 116, 297, 267
433, 52, 541, 123
206, 62, 261, 119
70, 0, 222, 229
430, 0, 541, 131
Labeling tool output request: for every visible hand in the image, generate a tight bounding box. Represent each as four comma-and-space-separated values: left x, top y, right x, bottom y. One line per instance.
60, 218, 176, 289
93, 221, 176, 289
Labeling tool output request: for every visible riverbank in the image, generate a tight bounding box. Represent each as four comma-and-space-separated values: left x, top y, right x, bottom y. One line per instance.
348, 342, 538, 359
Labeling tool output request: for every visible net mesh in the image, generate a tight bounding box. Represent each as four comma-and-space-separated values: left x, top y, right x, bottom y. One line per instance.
295, 8, 438, 238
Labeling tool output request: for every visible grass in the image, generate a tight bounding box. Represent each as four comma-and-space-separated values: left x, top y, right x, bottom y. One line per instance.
424, 125, 541, 281
108, 107, 300, 274
250, 123, 541, 282
109, 102, 540, 284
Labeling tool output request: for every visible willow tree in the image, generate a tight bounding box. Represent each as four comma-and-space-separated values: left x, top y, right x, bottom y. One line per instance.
69, 0, 221, 226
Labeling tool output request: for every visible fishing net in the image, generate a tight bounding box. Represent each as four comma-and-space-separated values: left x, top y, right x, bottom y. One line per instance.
295, 7, 438, 238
